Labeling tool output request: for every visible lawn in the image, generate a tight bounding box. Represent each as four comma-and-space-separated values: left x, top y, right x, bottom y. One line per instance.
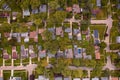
0, 18, 7, 23
22, 58, 29, 66
64, 22, 70, 28
32, 57, 38, 64
90, 25, 106, 40
14, 70, 28, 80
110, 21, 120, 43
0, 58, 3, 66
14, 59, 20, 66
3, 70, 11, 80
5, 59, 11, 66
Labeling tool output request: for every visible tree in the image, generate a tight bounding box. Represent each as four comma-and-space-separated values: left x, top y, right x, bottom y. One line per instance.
34, 18, 42, 27
43, 30, 52, 41
49, 0, 59, 10
20, 0, 30, 9
72, 69, 83, 78
30, 0, 41, 9
99, 42, 107, 49
54, 11, 67, 24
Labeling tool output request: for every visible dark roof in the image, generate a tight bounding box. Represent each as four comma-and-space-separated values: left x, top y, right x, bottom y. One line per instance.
12, 52, 18, 59
117, 4, 120, 9
32, 9, 38, 14
3, 54, 9, 59
95, 40, 99, 44
30, 74, 35, 80
94, 30, 98, 38
39, 5, 47, 12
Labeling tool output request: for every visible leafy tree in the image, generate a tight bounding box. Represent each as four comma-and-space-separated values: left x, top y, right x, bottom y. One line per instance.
43, 30, 52, 41
30, 0, 41, 9
72, 69, 83, 78
99, 42, 107, 49
49, 0, 59, 10
20, 0, 30, 9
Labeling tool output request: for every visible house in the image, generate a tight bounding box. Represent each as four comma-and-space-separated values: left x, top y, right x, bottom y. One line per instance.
92, 77, 99, 80
64, 77, 71, 80
12, 46, 18, 59
96, 0, 101, 7
65, 28, 71, 33
93, 30, 100, 45
29, 45, 36, 58
4, 33, 10, 38
73, 4, 80, 13
12, 12, 18, 20
32, 9, 38, 14
21, 45, 28, 58
73, 78, 81, 80
77, 33, 82, 40
0, 12, 9, 18
82, 78, 90, 80
47, 51, 55, 58
24, 36, 29, 43
56, 27, 63, 37
66, 7, 72, 12
65, 49, 73, 58
3, 50, 9, 59
9, 77, 21, 80
94, 45, 100, 59
38, 75, 49, 80
73, 29, 80, 35
101, 77, 109, 80
56, 50, 64, 58
74, 45, 82, 58
0, 77, 3, 80
111, 77, 118, 80
116, 36, 120, 43
39, 5, 47, 13
54, 77, 62, 80
2, 3, 11, 11
29, 31, 37, 38
39, 50, 46, 58
23, 9, 30, 17
117, 4, 120, 9
21, 32, 28, 37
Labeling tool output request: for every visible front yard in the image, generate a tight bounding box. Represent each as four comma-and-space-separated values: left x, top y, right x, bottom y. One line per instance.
90, 25, 106, 40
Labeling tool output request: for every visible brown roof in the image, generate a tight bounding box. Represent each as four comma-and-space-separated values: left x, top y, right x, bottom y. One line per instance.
95, 52, 100, 59
12, 52, 18, 59
56, 27, 63, 36
29, 31, 37, 38
66, 7, 72, 12
38, 29, 45, 34
4, 33, 10, 37
111, 77, 118, 80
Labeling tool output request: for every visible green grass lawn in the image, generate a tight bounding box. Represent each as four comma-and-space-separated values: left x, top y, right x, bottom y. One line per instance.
3, 70, 11, 80
110, 21, 120, 43
32, 57, 38, 64
0, 58, 3, 66
14, 70, 28, 80
5, 59, 11, 66
90, 25, 106, 40
22, 58, 29, 66
0, 18, 7, 23
14, 59, 20, 66
64, 22, 70, 28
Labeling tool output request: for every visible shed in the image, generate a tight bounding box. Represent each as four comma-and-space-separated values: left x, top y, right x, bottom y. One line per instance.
116, 36, 120, 43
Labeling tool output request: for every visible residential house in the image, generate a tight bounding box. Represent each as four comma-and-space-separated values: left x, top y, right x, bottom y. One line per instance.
29, 45, 36, 58
3, 50, 9, 59
116, 36, 120, 43
4, 32, 10, 38
0, 77, 3, 80
39, 5, 47, 13
77, 33, 82, 40
65, 49, 73, 58
37, 75, 49, 80
32, 9, 38, 14
12, 12, 18, 20
96, 0, 101, 7
92, 77, 99, 80
38, 28, 45, 34
29, 31, 38, 42
23, 9, 30, 17
73, 29, 79, 35
64, 77, 71, 80
0, 12, 9, 18
65, 28, 71, 33
47, 51, 55, 58
66, 7, 72, 12
73, 78, 81, 80
94, 45, 100, 59
56, 50, 64, 58
93, 30, 100, 45
73, 4, 80, 13
111, 77, 118, 80
21, 45, 28, 58
74, 45, 82, 58
101, 77, 109, 80
2, 3, 11, 11
54, 77, 62, 80
9, 77, 21, 80
117, 4, 120, 9
82, 78, 90, 80
39, 50, 46, 58
56, 27, 64, 37
12, 46, 18, 59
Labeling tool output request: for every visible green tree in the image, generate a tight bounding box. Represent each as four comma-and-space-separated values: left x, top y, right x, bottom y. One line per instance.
99, 42, 107, 49
30, 0, 41, 9
49, 0, 59, 10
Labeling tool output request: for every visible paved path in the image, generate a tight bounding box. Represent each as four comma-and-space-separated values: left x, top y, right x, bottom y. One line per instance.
103, 56, 116, 70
